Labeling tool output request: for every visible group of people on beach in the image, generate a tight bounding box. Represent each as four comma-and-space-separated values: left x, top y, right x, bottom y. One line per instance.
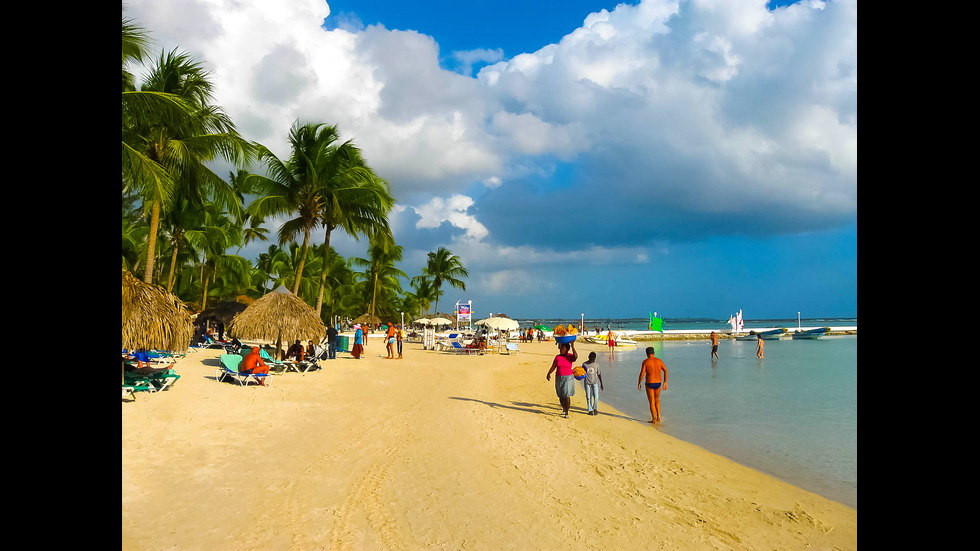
545, 340, 669, 423
350, 322, 404, 360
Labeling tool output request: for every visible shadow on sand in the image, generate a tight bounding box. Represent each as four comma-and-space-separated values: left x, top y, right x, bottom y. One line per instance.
449, 397, 635, 422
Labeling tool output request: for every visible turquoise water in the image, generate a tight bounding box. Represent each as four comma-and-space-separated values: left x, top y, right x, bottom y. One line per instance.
577, 334, 857, 509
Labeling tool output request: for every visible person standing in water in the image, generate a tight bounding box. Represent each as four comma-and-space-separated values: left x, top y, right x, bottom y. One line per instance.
637, 346, 668, 424
710, 331, 720, 360
756, 334, 765, 358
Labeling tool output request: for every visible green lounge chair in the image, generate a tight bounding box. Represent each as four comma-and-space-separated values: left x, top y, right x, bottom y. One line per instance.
217, 354, 273, 386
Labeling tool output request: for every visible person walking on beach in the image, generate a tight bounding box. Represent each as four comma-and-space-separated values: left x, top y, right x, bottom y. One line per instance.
326, 324, 338, 359
396, 324, 404, 359
352, 325, 364, 359
583, 351, 603, 415
546, 340, 579, 418
710, 331, 720, 360
637, 347, 668, 423
756, 334, 765, 358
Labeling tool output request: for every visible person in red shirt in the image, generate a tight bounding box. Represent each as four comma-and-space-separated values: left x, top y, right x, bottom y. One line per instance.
241, 347, 271, 385
546, 341, 579, 418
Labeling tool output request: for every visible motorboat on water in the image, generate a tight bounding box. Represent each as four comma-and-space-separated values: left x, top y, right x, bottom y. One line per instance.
792, 327, 830, 340
734, 328, 787, 341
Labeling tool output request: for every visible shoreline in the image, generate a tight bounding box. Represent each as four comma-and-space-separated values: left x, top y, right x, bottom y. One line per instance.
123, 341, 857, 549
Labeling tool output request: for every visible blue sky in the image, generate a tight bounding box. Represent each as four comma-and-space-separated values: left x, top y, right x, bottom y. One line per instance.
126, 0, 857, 321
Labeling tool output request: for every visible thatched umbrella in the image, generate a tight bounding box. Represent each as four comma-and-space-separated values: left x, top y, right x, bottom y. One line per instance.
197, 299, 249, 327
353, 313, 381, 326
122, 269, 194, 353
227, 285, 326, 360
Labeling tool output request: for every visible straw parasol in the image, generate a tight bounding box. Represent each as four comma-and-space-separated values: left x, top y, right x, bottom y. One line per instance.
353, 313, 382, 326
227, 285, 326, 359
197, 299, 248, 326
122, 269, 194, 352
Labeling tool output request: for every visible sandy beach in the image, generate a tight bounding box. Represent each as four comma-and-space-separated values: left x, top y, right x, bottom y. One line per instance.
122, 339, 857, 550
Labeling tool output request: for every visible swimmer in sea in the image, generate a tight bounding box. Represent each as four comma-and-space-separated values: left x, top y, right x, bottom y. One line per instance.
637, 346, 668, 424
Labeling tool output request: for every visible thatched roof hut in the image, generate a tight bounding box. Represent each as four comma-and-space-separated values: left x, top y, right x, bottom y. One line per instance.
353, 313, 382, 326
227, 285, 325, 359
197, 299, 249, 326
122, 269, 194, 352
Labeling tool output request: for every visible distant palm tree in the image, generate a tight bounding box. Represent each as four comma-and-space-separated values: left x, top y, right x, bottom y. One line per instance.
351, 238, 407, 319
413, 247, 469, 315
405, 276, 437, 317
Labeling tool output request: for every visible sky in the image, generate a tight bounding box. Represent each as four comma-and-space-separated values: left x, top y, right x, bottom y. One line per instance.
124, 0, 857, 321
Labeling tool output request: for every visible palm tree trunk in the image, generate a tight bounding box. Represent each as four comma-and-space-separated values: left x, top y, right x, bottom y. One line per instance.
293, 228, 311, 295
144, 201, 160, 284
201, 270, 210, 312
166, 243, 179, 292
315, 227, 333, 316
371, 270, 378, 317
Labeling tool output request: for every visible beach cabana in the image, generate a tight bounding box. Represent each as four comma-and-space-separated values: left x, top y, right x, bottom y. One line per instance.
353, 313, 381, 327
227, 285, 326, 360
197, 299, 249, 327
122, 269, 194, 353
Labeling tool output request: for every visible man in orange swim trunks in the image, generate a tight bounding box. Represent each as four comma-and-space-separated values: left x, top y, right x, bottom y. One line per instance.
637, 347, 668, 423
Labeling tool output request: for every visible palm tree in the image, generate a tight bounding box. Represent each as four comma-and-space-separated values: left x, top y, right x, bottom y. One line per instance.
406, 276, 438, 317
351, 239, 406, 319
412, 247, 469, 315
122, 46, 253, 284
122, 12, 152, 92
304, 128, 395, 317
246, 121, 338, 295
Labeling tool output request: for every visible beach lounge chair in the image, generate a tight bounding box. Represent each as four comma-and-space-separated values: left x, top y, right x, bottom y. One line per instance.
123, 367, 180, 391
149, 369, 181, 391
449, 341, 480, 355
122, 383, 153, 400
216, 354, 273, 387
503, 343, 520, 355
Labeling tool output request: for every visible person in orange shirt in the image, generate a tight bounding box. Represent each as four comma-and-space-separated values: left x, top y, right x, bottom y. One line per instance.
637, 347, 668, 423
710, 331, 720, 360
241, 346, 271, 386
385, 322, 397, 359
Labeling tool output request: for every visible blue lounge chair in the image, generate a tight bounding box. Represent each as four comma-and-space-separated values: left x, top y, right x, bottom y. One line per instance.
449, 341, 479, 355
504, 342, 521, 355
